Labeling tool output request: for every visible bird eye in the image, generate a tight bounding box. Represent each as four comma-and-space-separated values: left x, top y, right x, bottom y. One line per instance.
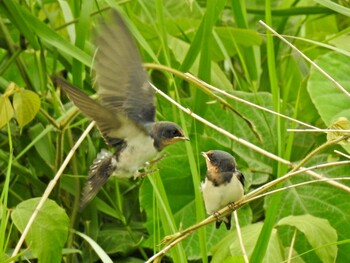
164, 128, 180, 138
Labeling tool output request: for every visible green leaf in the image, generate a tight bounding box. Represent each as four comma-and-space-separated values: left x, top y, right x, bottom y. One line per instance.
0, 0, 40, 49
11, 198, 69, 263
0, 95, 14, 128
276, 214, 338, 263
97, 227, 144, 254
75, 231, 113, 263
212, 27, 262, 62
13, 89, 40, 128
307, 51, 350, 151
314, 0, 350, 17
275, 155, 350, 262
307, 52, 350, 125
28, 123, 55, 168
0, 1, 91, 66
168, 35, 233, 91
211, 223, 284, 263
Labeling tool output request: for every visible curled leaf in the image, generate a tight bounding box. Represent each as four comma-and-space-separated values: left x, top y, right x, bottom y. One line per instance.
327, 117, 350, 145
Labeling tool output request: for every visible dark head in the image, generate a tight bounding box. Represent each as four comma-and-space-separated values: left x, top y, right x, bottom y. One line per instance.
201, 150, 236, 175
152, 121, 189, 151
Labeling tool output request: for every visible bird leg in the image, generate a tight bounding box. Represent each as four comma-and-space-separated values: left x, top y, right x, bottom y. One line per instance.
139, 168, 160, 178
213, 211, 223, 229
145, 153, 167, 167
213, 211, 221, 220
227, 202, 236, 210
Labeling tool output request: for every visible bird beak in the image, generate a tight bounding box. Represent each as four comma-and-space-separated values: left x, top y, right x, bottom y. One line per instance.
174, 136, 190, 142
201, 151, 210, 161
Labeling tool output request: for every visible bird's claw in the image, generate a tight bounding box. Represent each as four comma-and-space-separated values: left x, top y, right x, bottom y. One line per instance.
213, 211, 221, 221
139, 168, 160, 178
146, 153, 167, 167
227, 202, 236, 209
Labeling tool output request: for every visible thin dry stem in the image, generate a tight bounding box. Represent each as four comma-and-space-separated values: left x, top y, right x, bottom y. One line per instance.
287, 228, 298, 263
184, 72, 321, 131
147, 156, 350, 262
287, 129, 350, 133
151, 83, 350, 194
259, 20, 350, 97
335, 150, 350, 159
10, 122, 95, 261
234, 211, 249, 263
249, 176, 350, 203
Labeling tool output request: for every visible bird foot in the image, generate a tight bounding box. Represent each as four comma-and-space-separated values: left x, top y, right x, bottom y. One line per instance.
213, 211, 221, 221
227, 202, 236, 209
139, 168, 160, 178
145, 153, 167, 167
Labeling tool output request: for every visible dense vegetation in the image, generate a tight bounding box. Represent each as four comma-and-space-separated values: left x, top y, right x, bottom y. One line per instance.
1, 1, 350, 262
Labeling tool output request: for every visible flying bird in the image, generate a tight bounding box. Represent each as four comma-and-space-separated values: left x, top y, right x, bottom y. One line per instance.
201, 150, 245, 229
54, 10, 188, 210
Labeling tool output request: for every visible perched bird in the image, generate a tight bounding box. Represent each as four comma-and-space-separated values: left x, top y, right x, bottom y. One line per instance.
54, 10, 188, 210
201, 150, 245, 229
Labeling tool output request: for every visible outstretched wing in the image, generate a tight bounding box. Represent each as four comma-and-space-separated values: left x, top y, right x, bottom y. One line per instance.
54, 77, 142, 147
94, 10, 156, 125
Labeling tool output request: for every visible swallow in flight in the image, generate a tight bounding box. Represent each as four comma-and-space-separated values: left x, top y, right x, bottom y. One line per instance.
54, 10, 188, 210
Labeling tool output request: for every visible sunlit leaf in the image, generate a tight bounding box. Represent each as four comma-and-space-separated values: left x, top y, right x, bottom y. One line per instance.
307, 51, 350, 152
13, 89, 41, 128
276, 214, 338, 263
326, 116, 350, 145
11, 198, 69, 263
0, 95, 14, 128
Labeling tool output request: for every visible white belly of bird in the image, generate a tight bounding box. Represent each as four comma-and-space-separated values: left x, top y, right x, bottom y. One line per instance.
201, 175, 244, 215
114, 133, 158, 178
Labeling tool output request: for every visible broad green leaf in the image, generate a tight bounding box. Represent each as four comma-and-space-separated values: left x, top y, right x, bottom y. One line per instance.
11, 198, 69, 263
97, 226, 145, 254
307, 52, 350, 125
275, 154, 350, 262
13, 89, 40, 128
276, 214, 337, 263
211, 223, 284, 263
307, 52, 350, 151
0, 95, 14, 128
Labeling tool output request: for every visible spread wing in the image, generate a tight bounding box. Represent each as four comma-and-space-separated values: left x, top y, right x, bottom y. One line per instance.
54, 77, 142, 147
94, 10, 155, 125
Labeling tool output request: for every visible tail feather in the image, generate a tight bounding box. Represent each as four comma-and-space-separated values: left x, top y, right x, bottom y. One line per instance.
215, 214, 232, 230
79, 150, 115, 211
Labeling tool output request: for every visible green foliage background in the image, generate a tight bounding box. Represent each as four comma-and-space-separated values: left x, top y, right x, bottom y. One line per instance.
1, 0, 350, 262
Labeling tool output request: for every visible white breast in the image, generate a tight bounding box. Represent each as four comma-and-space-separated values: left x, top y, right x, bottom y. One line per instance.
113, 132, 158, 178
201, 174, 244, 215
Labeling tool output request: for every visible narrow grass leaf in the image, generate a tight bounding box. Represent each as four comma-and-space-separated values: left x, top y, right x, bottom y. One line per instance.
75, 231, 113, 263
7, 1, 91, 66
315, 0, 350, 17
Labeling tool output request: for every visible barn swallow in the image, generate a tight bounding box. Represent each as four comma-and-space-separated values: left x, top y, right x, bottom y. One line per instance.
54, 10, 188, 210
201, 150, 245, 229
